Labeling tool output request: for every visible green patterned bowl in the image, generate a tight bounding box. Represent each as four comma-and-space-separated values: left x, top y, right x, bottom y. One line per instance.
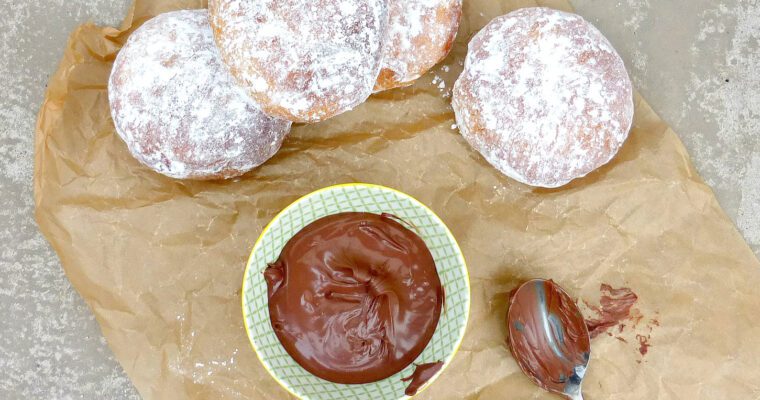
242, 183, 470, 400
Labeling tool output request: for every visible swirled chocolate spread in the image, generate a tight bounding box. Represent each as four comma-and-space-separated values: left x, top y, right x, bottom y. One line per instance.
264, 212, 444, 384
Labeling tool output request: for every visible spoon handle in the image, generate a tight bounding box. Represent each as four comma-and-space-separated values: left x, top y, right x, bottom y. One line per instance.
568, 393, 584, 400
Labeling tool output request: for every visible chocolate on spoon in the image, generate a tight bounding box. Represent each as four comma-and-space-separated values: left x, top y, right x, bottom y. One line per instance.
507, 279, 591, 400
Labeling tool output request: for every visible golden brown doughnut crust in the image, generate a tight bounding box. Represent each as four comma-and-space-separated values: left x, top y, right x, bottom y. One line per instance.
209, 0, 389, 123
374, 0, 462, 92
109, 10, 291, 180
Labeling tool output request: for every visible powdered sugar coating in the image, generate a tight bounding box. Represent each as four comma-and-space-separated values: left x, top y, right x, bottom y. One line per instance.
209, 0, 389, 123
108, 10, 291, 180
452, 7, 634, 188
374, 0, 462, 92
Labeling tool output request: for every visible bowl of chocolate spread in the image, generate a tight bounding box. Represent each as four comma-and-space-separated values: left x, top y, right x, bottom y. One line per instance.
242, 183, 470, 399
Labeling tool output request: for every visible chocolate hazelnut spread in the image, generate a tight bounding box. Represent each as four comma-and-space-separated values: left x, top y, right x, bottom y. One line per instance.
264, 212, 444, 384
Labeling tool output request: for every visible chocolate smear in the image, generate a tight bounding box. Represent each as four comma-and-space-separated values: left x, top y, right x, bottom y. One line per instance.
401, 361, 444, 396
637, 334, 651, 356
584, 284, 638, 339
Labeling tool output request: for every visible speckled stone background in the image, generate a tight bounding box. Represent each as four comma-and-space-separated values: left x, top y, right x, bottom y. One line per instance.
0, 0, 757, 398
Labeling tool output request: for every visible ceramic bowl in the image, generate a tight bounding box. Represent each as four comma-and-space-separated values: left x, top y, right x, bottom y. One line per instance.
242, 183, 470, 399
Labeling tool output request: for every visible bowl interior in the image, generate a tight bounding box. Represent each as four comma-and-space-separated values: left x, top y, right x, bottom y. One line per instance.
242, 183, 470, 400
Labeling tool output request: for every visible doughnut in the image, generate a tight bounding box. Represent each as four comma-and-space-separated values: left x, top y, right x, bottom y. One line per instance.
375, 0, 462, 92
209, 0, 389, 123
108, 10, 291, 180
452, 7, 634, 188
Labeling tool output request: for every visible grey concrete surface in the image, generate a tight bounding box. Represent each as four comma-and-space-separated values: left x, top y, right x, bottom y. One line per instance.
0, 0, 757, 398
1, 2, 138, 399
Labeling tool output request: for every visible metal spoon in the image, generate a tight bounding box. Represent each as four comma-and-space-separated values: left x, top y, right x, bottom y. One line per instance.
506, 279, 591, 400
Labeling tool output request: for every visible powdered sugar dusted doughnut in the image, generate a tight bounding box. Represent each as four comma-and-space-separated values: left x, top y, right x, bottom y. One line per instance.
209, 0, 389, 123
108, 10, 291, 180
452, 7, 634, 188
375, 0, 462, 92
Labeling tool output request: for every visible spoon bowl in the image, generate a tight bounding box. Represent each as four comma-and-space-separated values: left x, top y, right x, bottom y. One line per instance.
507, 279, 591, 400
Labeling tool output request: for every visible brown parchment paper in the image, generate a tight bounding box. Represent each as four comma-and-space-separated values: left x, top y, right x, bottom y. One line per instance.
34, 0, 760, 398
